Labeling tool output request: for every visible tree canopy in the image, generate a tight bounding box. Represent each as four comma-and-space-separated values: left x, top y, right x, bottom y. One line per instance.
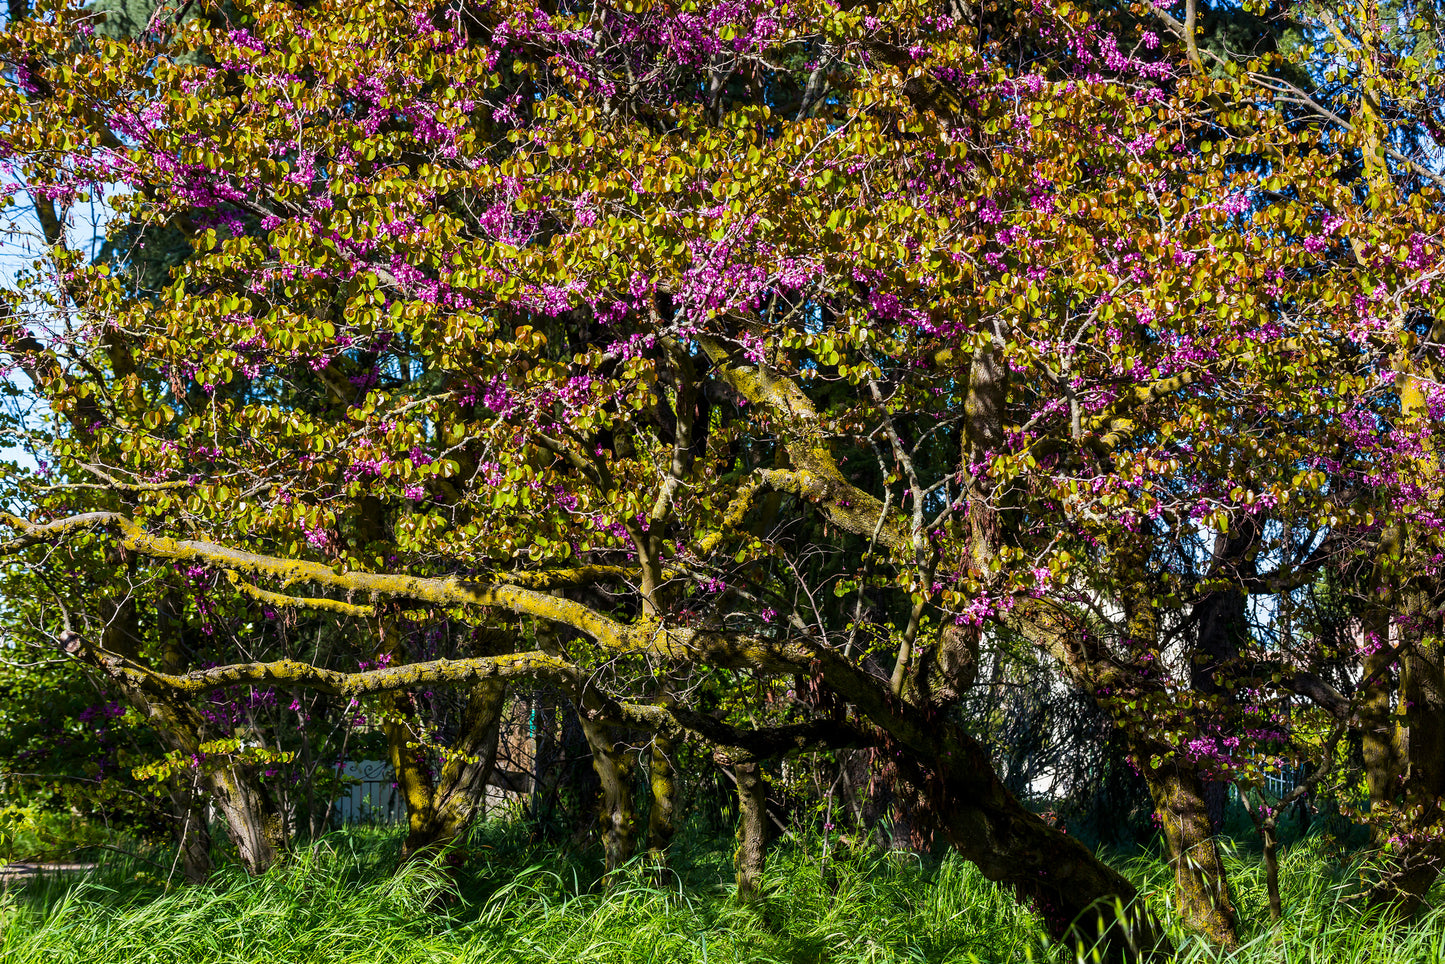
1, 0, 1443, 958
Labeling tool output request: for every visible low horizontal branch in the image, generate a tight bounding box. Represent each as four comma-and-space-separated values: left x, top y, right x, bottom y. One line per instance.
63, 634, 578, 698
2, 511, 662, 655
226, 572, 374, 617
63, 630, 864, 763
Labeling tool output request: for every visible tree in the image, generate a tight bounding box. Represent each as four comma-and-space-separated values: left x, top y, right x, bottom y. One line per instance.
1, 0, 1443, 958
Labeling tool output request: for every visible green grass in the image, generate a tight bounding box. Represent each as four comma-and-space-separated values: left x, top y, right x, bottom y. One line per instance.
2, 823, 1445, 963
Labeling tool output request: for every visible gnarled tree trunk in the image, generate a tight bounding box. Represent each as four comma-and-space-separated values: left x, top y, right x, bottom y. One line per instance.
893, 727, 1166, 964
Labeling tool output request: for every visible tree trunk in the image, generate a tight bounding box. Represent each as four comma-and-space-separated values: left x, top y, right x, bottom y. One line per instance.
646, 732, 677, 879
951, 335, 1158, 957
159, 589, 280, 873
1261, 820, 1282, 923
395, 679, 509, 864
1367, 602, 1445, 913
68, 623, 281, 876
734, 760, 768, 903
169, 782, 212, 885
894, 736, 1166, 964
798, 640, 1167, 963
375, 617, 511, 866
1190, 521, 1256, 836
1239, 787, 1284, 923
206, 765, 279, 874
1360, 611, 1404, 837
1139, 757, 1238, 948
159, 595, 212, 884
579, 713, 635, 878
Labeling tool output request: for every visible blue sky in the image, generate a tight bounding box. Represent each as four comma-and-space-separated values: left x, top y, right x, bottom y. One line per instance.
1, 185, 118, 473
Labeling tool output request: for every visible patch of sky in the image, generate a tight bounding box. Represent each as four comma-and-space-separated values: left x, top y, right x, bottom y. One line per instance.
0, 181, 121, 472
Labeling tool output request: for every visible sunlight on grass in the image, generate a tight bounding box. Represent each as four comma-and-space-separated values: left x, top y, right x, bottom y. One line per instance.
1, 825, 1443, 964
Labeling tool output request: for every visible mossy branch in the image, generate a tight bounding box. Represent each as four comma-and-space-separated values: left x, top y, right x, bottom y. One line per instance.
0, 511, 122, 552
63, 633, 579, 698
495, 565, 644, 589
7, 512, 830, 676
1, 512, 644, 651
695, 340, 910, 550
225, 571, 374, 617
61, 628, 863, 764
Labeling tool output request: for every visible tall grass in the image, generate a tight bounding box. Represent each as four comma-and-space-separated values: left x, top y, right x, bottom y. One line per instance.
2, 823, 1444, 963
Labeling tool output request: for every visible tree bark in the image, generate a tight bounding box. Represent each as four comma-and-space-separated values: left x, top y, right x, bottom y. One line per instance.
579, 713, 635, 878
1187, 519, 1257, 836
1366, 596, 1445, 914
374, 614, 511, 866
788, 637, 1168, 963
646, 731, 677, 879
1360, 609, 1404, 837
1139, 756, 1238, 947
67, 619, 280, 876
395, 679, 509, 864
378, 664, 440, 860
206, 764, 279, 874
169, 781, 212, 885
1261, 820, 1282, 923
892, 733, 1166, 964
734, 760, 768, 903
159, 593, 212, 884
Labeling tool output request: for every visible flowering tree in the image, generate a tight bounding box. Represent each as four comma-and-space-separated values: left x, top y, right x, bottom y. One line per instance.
2, 0, 1444, 957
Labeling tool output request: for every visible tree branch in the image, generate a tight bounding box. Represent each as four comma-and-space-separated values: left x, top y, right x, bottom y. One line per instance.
225, 572, 374, 618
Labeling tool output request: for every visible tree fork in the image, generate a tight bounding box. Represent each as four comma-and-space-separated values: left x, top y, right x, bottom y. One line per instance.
62, 627, 280, 876
50, 533, 1161, 958
401, 678, 509, 864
